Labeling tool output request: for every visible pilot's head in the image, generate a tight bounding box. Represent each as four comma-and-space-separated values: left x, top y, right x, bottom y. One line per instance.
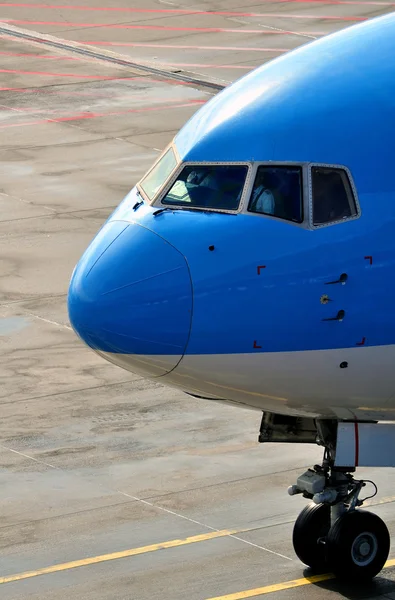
186, 169, 204, 185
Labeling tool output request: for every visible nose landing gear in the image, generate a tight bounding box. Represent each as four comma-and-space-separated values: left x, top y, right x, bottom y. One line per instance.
290, 456, 390, 580
258, 413, 394, 581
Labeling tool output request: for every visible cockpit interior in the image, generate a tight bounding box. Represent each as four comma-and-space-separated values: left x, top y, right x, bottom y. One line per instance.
138, 145, 360, 229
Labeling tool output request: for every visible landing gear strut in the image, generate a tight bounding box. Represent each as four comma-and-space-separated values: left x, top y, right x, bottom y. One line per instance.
259, 413, 394, 580
288, 435, 390, 580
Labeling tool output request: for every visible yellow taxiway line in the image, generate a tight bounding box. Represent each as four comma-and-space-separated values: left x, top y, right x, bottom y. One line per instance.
0, 528, 244, 585
206, 558, 395, 600
206, 573, 336, 600
2, 523, 395, 597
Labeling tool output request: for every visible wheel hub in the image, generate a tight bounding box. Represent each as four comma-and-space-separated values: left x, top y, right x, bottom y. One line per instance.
351, 532, 378, 566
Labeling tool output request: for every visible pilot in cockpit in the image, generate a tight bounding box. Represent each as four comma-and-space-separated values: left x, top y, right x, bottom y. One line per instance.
250, 170, 279, 215
187, 168, 219, 190
186, 170, 206, 186
163, 164, 248, 211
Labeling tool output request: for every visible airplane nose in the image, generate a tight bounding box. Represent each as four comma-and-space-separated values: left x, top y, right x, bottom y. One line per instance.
67, 221, 192, 377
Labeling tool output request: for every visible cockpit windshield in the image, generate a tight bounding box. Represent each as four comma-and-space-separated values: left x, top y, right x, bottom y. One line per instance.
139, 147, 177, 201
161, 164, 248, 211
248, 166, 303, 223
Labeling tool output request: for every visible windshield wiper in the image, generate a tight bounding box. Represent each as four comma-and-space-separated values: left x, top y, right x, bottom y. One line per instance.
153, 205, 236, 216
132, 199, 144, 211
153, 207, 175, 217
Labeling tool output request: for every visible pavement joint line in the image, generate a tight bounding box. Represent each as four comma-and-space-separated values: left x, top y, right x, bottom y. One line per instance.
0, 293, 66, 307
204, 558, 395, 599
0, 528, 250, 585
115, 489, 293, 561
0, 22, 225, 92
0, 198, 126, 225
0, 99, 206, 130
1, 431, 393, 544
2, 531, 395, 593
26, 313, 73, 330
0, 443, 293, 563
226, 15, 318, 40
0, 4, 373, 18
0, 378, 142, 406
0, 444, 62, 471
140, 466, 315, 502
3, 435, 394, 563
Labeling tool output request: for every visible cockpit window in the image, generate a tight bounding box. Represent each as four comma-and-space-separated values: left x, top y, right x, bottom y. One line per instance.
161, 164, 248, 211
248, 166, 303, 223
312, 167, 357, 226
139, 147, 177, 201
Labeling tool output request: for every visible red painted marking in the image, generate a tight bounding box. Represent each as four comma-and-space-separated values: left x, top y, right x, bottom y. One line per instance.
0, 86, 131, 98
0, 5, 366, 20
0, 51, 79, 60
356, 337, 366, 346
0, 103, 27, 113
2, 20, 324, 35
0, 50, 252, 69
0, 70, 193, 87
354, 422, 359, 467
0, 70, 195, 89
364, 255, 373, 265
257, 265, 266, 275
0, 94, 193, 112
253, 341, 262, 349
81, 42, 289, 53
0, 87, 188, 103
0, 68, 142, 80
0, 104, 58, 114
0, 100, 205, 130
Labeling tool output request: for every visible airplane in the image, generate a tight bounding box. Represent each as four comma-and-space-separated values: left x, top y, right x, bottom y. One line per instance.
67, 11, 395, 582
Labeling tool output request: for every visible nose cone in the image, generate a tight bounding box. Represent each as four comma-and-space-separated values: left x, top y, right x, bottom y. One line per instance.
68, 221, 192, 377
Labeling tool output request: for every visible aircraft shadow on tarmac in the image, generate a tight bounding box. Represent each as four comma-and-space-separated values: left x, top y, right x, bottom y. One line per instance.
304, 567, 395, 599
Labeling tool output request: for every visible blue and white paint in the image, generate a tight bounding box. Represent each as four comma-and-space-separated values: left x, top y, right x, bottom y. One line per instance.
68, 13, 395, 421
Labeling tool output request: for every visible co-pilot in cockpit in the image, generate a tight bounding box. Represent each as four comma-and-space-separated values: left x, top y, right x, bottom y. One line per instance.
248, 166, 303, 223
162, 164, 247, 211
138, 144, 358, 229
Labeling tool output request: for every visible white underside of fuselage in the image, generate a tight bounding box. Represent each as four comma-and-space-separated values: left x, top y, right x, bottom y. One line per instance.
95, 345, 395, 421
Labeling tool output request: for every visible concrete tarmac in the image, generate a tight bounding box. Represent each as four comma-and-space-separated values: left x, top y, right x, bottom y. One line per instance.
1, 2, 395, 599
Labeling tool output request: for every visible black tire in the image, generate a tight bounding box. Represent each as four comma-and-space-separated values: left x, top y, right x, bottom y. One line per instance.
293, 502, 331, 570
326, 510, 390, 581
